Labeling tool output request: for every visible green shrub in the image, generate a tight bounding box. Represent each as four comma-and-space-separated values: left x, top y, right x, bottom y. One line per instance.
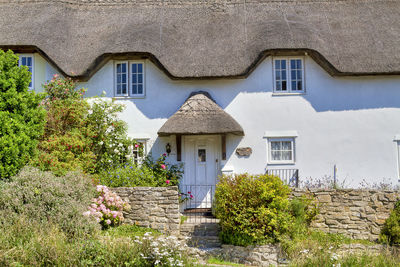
0, 50, 46, 179
33, 76, 134, 175
0, 166, 100, 239
100, 154, 183, 187
380, 199, 400, 245
214, 173, 293, 245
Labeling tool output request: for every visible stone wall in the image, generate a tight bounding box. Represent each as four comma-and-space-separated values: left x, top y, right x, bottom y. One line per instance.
292, 189, 400, 240
211, 244, 279, 267
112, 186, 180, 235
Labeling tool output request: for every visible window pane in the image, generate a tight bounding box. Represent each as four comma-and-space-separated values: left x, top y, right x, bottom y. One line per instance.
282, 151, 292, 160
138, 74, 143, 83
27, 57, 32, 66
282, 141, 291, 150
132, 84, 137, 95
282, 81, 287, 91
117, 84, 121, 95
271, 151, 281, 161
138, 84, 143, 94
291, 60, 296, 69
276, 81, 281, 91
297, 59, 302, 69
281, 60, 286, 69
122, 63, 126, 72
138, 63, 143, 73
291, 81, 297, 90
117, 64, 121, 73
132, 74, 137, 83
22, 57, 26, 65
132, 64, 137, 73
275, 70, 281, 80
282, 70, 286, 80
297, 81, 302, 90
271, 141, 281, 150
117, 74, 121, 83
198, 149, 206, 162
291, 70, 296, 79
275, 60, 281, 69
122, 84, 127, 94
297, 70, 302, 79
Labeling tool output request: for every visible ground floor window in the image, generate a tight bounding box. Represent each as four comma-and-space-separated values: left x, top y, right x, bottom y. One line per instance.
268, 138, 295, 164
132, 140, 147, 164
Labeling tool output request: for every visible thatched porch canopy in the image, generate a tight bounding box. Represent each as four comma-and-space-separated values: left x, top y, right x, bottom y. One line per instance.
158, 91, 244, 136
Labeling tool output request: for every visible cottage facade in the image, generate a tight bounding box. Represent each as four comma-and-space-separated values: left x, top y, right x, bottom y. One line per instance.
2, 0, 400, 204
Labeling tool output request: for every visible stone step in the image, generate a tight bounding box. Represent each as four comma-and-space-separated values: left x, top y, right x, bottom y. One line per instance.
180, 223, 221, 236
187, 236, 222, 248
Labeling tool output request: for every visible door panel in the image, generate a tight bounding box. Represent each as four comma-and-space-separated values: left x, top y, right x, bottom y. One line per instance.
182, 135, 220, 209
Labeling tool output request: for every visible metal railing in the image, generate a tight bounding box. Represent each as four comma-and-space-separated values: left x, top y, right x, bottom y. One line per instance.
179, 185, 218, 224
266, 168, 299, 187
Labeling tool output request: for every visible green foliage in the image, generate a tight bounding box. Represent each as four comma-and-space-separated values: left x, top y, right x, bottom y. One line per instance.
0, 166, 99, 239
105, 224, 161, 238
99, 154, 183, 187
86, 98, 134, 172
214, 173, 293, 245
380, 199, 400, 245
0, 50, 46, 179
33, 76, 133, 175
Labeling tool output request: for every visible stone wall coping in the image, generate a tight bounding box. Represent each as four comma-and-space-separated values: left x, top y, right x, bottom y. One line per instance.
292, 188, 400, 194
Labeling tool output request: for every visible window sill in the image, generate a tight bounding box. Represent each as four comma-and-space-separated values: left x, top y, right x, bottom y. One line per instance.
112, 96, 145, 100
267, 161, 296, 165
272, 92, 306, 96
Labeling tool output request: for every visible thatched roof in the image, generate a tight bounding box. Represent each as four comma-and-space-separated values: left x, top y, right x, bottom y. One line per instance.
1, 0, 400, 79
158, 91, 244, 136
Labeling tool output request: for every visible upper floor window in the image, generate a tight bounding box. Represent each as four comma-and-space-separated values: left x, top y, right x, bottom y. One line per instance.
114, 61, 145, 97
273, 58, 304, 93
19, 55, 34, 89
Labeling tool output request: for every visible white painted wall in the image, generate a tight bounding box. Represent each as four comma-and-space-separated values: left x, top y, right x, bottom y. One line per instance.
72, 56, 400, 187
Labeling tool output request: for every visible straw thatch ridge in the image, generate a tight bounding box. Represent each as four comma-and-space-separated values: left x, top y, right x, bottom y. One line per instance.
158, 91, 244, 136
1, 0, 400, 78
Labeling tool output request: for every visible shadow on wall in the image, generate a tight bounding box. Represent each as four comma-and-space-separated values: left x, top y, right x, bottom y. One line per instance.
124, 83, 400, 122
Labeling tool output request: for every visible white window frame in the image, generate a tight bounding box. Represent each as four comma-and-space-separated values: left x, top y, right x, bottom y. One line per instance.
267, 137, 295, 164
18, 54, 34, 90
114, 60, 145, 98
132, 139, 148, 165
273, 57, 305, 94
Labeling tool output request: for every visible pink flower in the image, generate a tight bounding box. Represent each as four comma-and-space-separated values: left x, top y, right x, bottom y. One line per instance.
161, 164, 166, 169
166, 180, 170, 184
134, 144, 139, 148
105, 219, 111, 225
187, 191, 191, 194
190, 195, 194, 199
53, 74, 59, 78
163, 153, 167, 157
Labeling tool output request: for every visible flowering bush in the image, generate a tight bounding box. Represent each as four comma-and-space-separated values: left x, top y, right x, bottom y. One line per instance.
100, 154, 184, 188
84, 185, 130, 229
86, 98, 135, 172
143, 154, 183, 187
33, 76, 134, 175
134, 232, 189, 266
179, 191, 194, 203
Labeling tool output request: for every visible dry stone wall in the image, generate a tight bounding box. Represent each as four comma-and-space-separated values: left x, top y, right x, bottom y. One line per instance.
112, 186, 180, 235
292, 189, 400, 241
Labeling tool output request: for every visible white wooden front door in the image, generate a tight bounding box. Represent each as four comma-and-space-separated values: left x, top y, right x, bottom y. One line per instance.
182, 135, 220, 209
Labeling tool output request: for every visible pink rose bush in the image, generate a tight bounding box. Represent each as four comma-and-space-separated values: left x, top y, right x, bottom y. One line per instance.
84, 185, 131, 229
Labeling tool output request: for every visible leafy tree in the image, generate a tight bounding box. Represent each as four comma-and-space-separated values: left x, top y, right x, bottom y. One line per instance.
0, 50, 46, 179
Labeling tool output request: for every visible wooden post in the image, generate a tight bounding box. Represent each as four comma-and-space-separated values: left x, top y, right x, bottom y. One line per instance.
221, 134, 226, 160
176, 134, 182, 161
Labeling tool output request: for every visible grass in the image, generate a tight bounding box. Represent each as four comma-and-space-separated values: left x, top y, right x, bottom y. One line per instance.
282, 229, 400, 267
105, 224, 162, 238
180, 215, 188, 224
206, 257, 245, 266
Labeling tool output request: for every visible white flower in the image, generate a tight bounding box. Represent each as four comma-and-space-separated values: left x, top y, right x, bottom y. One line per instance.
99, 141, 104, 145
